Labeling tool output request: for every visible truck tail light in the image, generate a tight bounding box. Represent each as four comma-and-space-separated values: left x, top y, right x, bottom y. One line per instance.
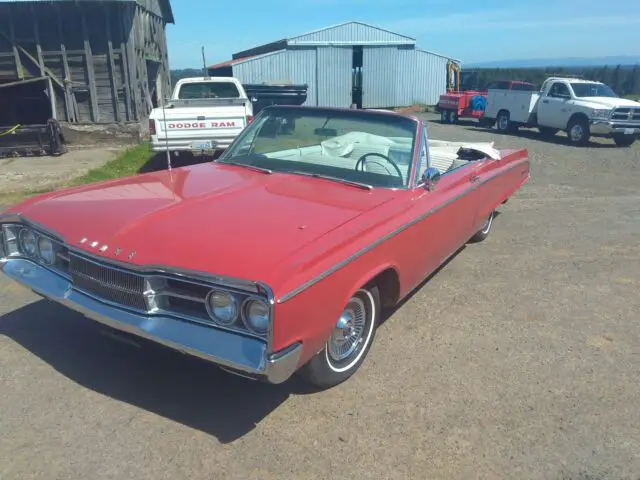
148, 119, 156, 135
246, 115, 253, 125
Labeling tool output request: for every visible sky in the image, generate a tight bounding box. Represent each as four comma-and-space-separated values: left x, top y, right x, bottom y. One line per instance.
166, 0, 640, 69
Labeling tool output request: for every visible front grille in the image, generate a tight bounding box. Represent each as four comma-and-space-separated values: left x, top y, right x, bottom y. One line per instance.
611, 108, 640, 122
69, 254, 147, 311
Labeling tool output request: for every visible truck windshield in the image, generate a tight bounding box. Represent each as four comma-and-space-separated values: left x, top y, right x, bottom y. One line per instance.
570, 83, 618, 98
177, 82, 241, 99
219, 107, 417, 189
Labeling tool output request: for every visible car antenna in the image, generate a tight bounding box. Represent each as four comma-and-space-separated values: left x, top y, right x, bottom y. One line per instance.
162, 85, 171, 171
201, 46, 208, 79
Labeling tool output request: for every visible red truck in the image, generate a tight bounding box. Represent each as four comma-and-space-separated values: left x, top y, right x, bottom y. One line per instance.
437, 80, 537, 125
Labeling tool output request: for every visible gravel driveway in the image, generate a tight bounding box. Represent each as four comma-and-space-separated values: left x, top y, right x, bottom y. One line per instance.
1, 115, 639, 480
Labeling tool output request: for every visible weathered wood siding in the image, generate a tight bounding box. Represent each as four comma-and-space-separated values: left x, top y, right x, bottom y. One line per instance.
0, 0, 172, 124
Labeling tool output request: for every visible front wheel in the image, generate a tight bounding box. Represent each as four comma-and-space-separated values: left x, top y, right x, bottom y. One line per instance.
298, 286, 380, 389
613, 134, 636, 147
496, 111, 516, 134
567, 117, 590, 146
440, 110, 449, 124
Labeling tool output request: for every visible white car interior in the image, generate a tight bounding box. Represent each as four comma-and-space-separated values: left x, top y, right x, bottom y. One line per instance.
262, 131, 502, 186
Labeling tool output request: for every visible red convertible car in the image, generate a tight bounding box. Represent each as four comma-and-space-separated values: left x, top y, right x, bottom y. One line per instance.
0, 106, 529, 389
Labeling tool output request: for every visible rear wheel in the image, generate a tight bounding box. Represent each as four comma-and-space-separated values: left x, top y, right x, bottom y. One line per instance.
496, 110, 515, 134
298, 286, 380, 389
470, 211, 494, 243
613, 134, 636, 147
447, 110, 458, 124
567, 117, 590, 146
440, 110, 449, 124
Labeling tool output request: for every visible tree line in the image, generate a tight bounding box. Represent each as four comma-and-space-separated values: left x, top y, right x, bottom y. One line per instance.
463, 65, 640, 97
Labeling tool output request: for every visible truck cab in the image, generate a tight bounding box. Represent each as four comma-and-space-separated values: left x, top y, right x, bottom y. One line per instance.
536, 77, 640, 146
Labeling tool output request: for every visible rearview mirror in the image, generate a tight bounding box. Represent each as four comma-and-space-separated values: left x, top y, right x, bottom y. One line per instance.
421, 167, 441, 191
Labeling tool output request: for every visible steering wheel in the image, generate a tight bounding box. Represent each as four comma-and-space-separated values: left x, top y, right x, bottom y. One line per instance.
354, 152, 404, 180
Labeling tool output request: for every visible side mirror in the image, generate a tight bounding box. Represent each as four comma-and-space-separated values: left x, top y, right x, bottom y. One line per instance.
421, 167, 441, 191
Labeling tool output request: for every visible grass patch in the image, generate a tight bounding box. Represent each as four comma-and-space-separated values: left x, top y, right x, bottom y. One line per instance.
69, 142, 154, 186
0, 142, 154, 208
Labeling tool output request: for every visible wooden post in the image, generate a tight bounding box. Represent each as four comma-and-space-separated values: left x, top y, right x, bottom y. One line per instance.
30, 3, 46, 77
7, 7, 23, 79
81, 10, 100, 122
56, 3, 75, 122
117, 4, 132, 121
105, 4, 121, 122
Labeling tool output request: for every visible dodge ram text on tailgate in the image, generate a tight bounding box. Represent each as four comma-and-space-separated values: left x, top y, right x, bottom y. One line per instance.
148, 77, 253, 155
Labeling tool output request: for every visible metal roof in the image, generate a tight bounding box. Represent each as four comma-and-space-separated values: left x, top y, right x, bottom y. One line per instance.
232, 21, 416, 59
0, 0, 174, 23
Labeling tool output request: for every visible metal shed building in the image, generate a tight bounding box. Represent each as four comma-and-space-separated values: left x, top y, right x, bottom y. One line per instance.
0, 0, 174, 125
208, 22, 458, 109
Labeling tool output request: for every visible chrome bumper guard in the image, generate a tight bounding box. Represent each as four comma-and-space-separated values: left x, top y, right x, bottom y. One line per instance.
150, 136, 236, 152
1, 258, 302, 384
589, 120, 640, 136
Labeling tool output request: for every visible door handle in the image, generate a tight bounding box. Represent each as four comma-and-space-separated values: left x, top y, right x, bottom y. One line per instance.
469, 175, 480, 183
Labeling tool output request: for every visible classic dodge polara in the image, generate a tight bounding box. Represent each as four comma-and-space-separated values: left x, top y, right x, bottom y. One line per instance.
0, 106, 529, 389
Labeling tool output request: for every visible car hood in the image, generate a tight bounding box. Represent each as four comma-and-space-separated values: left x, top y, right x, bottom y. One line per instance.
6, 162, 397, 286
577, 97, 640, 109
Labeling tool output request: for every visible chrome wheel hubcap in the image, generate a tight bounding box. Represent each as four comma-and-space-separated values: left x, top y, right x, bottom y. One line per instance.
328, 297, 367, 362
570, 125, 584, 141
499, 116, 507, 130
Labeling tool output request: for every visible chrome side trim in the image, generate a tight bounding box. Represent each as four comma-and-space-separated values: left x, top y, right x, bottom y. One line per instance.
277, 157, 529, 304
0, 258, 299, 384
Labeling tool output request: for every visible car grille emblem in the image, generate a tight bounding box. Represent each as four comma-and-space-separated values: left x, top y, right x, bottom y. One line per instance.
79, 238, 133, 259
99, 245, 109, 253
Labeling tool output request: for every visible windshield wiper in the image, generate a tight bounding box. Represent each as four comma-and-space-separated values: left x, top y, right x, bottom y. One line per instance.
284, 170, 373, 191
217, 160, 273, 174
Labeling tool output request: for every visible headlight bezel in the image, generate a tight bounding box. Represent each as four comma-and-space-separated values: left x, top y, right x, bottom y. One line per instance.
205, 289, 240, 326
590, 108, 612, 120
1, 222, 66, 272
241, 296, 271, 335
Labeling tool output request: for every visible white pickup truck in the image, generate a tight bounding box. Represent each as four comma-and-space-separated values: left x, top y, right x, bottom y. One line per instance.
483, 76, 640, 147
148, 77, 254, 155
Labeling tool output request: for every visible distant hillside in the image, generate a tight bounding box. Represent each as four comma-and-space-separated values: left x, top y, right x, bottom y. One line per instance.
468, 56, 640, 69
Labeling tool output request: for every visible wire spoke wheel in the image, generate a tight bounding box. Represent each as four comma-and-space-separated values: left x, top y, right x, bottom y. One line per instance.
328, 297, 367, 362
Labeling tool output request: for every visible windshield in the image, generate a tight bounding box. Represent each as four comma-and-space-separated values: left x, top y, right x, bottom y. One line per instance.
570, 82, 618, 98
219, 107, 418, 189
177, 81, 241, 99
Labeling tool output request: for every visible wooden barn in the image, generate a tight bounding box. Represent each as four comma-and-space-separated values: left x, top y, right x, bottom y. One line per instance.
0, 0, 174, 126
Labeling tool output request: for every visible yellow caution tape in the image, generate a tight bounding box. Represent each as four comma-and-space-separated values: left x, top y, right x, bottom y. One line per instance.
0, 124, 21, 136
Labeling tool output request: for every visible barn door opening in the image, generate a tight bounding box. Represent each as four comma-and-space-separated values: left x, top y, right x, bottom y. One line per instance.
352, 46, 363, 109
146, 59, 160, 109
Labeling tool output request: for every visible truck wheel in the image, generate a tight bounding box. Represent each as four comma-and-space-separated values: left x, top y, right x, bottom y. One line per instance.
567, 117, 590, 146
612, 134, 636, 147
496, 111, 514, 134
298, 285, 380, 389
538, 126, 559, 137
440, 111, 449, 123
448, 111, 458, 124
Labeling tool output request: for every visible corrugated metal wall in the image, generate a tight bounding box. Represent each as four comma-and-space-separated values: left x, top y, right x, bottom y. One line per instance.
409, 49, 448, 106
229, 26, 451, 109
316, 46, 352, 107
362, 46, 398, 108
288, 22, 414, 46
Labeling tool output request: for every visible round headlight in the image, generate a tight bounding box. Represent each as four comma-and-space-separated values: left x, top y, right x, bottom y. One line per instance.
243, 298, 270, 335
19, 228, 37, 256
37, 236, 55, 264
206, 290, 238, 325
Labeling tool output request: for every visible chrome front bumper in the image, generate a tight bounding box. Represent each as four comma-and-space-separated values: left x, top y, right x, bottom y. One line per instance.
0, 258, 302, 384
589, 120, 640, 136
150, 135, 237, 152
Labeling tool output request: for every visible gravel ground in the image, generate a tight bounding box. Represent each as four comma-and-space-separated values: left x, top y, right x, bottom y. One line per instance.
1, 114, 639, 480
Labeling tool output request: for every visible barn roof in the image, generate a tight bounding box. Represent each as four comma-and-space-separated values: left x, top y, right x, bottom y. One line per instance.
0, 0, 175, 23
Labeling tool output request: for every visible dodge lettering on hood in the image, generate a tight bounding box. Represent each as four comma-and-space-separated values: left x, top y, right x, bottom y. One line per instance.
0, 106, 530, 389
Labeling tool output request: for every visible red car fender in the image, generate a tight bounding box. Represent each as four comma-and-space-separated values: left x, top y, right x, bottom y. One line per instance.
339, 262, 401, 312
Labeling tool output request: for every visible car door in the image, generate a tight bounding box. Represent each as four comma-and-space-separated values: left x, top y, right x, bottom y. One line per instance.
537, 82, 571, 129
400, 127, 481, 290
